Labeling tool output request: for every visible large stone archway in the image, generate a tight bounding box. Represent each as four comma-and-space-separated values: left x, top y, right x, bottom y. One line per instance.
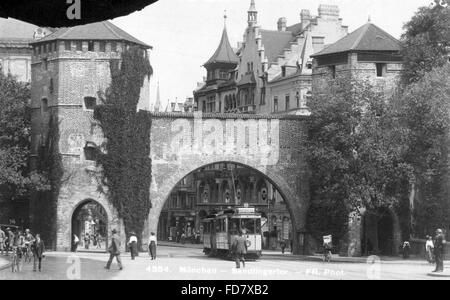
147, 112, 309, 254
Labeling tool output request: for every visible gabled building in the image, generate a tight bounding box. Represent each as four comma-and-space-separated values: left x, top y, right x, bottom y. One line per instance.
311, 21, 403, 96
194, 1, 348, 115
0, 17, 53, 82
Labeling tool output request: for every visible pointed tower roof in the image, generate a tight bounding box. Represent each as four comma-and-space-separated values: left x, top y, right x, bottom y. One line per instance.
248, 0, 257, 12
312, 22, 401, 57
204, 20, 239, 67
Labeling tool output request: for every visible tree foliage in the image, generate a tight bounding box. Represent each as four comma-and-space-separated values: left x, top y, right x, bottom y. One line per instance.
399, 64, 450, 236
306, 79, 412, 241
401, 2, 450, 84
0, 72, 49, 201
94, 47, 153, 247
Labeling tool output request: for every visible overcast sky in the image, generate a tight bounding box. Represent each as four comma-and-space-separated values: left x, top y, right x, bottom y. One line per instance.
111, 0, 432, 109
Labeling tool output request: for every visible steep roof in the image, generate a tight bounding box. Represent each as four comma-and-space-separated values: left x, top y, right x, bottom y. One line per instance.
312, 22, 401, 57
31, 21, 152, 49
0, 17, 37, 41
204, 27, 239, 66
260, 29, 294, 63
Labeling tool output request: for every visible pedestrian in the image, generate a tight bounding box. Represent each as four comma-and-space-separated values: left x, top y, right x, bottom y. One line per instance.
96, 233, 102, 249
402, 241, 411, 259
32, 234, 45, 272
105, 229, 123, 270
128, 232, 138, 260
280, 240, 286, 254
84, 233, 90, 250
231, 230, 248, 269
73, 234, 80, 252
6, 228, 15, 256
148, 232, 157, 260
0, 227, 5, 256
433, 229, 446, 273
425, 236, 434, 264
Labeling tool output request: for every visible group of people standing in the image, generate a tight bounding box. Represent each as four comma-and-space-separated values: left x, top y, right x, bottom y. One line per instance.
0, 228, 45, 272
104, 230, 158, 270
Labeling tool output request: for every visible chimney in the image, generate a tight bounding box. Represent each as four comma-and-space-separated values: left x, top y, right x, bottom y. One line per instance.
277, 17, 287, 32
318, 4, 339, 20
300, 9, 311, 27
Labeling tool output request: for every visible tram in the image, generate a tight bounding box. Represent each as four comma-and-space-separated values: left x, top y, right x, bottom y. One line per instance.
201, 207, 262, 260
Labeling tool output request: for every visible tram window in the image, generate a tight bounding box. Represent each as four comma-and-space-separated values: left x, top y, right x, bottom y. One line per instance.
241, 219, 255, 234
255, 219, 261, 234
229, 219, 240, 235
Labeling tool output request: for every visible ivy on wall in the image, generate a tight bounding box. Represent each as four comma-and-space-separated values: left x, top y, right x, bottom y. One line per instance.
94, 46, 153, 248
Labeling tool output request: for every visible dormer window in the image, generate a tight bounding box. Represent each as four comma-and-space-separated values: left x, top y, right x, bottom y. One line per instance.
88, 41, 94, 52
282, 66, 286, 77
376, 63, 387, 77
75, 41, 82, 51
84, 97, 97, 110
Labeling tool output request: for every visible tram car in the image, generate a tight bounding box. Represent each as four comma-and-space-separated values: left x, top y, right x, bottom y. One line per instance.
201, 207, 262, 260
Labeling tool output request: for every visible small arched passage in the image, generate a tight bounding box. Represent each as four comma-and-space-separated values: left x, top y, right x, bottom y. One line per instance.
71, 199, 108, 251
361, 207, 401, 256
149, 160, 308, 254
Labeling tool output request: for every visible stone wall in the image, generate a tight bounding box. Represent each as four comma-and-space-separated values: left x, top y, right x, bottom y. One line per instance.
148, 112, 310, 254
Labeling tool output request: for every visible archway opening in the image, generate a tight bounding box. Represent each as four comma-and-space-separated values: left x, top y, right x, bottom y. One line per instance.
71, 200, 108, 252
361, 208, 395, 256
157, 162, 294, 252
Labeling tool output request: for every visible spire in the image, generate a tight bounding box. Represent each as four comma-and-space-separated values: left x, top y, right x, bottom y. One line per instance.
368, 15, 371, 23
248, 0, 258, 27
154, 81, 161, 112
224, 10, 227, 27
204, 16, 239, 67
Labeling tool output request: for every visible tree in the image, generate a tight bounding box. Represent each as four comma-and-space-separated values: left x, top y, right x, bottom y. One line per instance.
399, 64, 450, 237
401, 2, 450, 84
94, 46, 153, 248
306, 78, 412, 243
0, 72, 49, 203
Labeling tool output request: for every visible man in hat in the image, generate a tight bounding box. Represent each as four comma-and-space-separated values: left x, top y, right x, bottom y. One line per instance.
433, 229, 446, 273
127, 232, 138, 260
105, 229, 123, 270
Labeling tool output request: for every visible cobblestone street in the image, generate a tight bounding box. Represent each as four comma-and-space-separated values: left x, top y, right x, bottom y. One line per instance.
1, 246, 448, 280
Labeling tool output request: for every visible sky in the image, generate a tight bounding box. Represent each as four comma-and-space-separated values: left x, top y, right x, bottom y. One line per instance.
111, 0, 433, 110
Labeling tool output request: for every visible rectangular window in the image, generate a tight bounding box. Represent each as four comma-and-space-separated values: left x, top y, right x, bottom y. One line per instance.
75, 41, 82, 51
64, 41, 71, 51
41, 98, 48, 114
99, 42, 106, 52
84, 97, 97, 110
376, 63, 387, 77
282, 66, 286, 77
285, 94, 290, 111
88, 41, 95, 52
273, 97, 278, 112
111, 42, 117, 52
296, 91, 300, 108
330, 65, 336, 79
260, 87, 266, 105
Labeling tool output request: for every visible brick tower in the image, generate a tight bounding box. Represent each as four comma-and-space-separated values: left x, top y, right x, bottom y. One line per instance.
30, 21, 152, 251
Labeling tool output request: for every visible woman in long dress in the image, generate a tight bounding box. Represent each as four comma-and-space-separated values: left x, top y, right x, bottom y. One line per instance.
148, 232, 157, 260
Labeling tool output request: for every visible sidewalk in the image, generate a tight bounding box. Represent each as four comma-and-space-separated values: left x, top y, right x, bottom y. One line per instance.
158, 241, 449, 265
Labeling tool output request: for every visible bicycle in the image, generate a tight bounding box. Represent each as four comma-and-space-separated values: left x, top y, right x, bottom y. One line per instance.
323, 249, 332, 263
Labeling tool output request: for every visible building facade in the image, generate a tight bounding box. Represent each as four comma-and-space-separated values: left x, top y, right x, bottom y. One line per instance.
0, 18, 52, 82
311, 21, 404, 257
194, 1, 348, 115
29, 21, 152, 250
